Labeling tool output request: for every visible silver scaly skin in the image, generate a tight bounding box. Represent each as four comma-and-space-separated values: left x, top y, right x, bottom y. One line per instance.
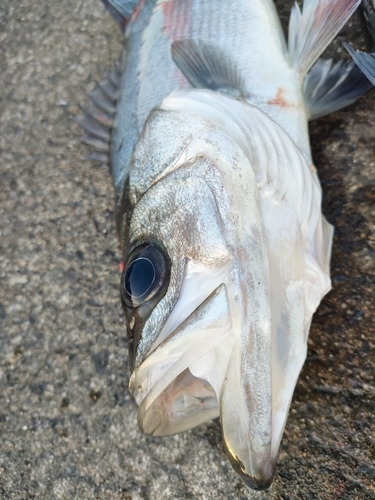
81, 0, 370, 490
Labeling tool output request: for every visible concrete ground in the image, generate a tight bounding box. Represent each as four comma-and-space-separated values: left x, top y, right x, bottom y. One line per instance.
0, 1, 374, 499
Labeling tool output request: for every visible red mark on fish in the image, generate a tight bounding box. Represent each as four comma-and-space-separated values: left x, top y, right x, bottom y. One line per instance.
160, 0, 192, 88
268, 88, 290, 108
161, 0, 192, 38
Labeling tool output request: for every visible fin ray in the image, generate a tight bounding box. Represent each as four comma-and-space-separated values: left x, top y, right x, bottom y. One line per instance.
288, 0, 361, 76
89, 91, 116, 117
304, 57, 373, 119
87, 151, 110, 164
85, 100, 115, 126
75, 60, 122, 166
344, 41, 375, 85
74, 114, 111, 142
81, 133, 110, 153
171, 40, 245, 97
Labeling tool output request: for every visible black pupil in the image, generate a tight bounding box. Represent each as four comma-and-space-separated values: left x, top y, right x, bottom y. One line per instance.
125, 257, 155, 299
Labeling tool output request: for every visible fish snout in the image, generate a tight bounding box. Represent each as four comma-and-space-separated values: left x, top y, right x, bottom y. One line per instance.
224, 442, 276, 490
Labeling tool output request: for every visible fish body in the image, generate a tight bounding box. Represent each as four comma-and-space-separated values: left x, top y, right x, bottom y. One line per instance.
82, 0, 369, 490
112, 0, 310, 201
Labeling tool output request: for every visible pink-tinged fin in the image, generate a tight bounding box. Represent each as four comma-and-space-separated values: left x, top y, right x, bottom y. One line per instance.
101, 0, 140, 29
304, 57, 373, 119
288, 0, 361, 77
344, 41, 375, 86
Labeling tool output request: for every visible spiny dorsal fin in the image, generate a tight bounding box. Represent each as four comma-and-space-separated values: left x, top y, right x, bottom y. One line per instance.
288, 0, 361, 77
171, 40, 245, 97
75, 60, 122, 166
101, 0, 139, 29
344, 41, 375, 85
304, 57, 373, 119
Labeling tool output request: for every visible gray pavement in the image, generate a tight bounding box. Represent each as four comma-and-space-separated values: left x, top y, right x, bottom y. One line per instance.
0, 1, 374, 499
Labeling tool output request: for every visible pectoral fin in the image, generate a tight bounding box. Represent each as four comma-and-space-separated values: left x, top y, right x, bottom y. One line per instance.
171, 40, 245, 97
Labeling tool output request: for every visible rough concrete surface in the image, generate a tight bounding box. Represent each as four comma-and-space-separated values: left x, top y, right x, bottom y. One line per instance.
0, 1, 374, 499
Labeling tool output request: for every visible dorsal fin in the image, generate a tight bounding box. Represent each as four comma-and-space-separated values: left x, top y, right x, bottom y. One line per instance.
171, 40, 245, 97
288, 0, 361, 77
304, 58, 373, 119
75, 60, 122, 165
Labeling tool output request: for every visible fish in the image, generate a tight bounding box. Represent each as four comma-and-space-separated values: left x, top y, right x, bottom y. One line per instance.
344, 0, 375, 84
78, 0, 371, 490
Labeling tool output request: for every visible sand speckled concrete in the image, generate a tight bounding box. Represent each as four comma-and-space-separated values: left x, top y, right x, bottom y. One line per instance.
0, 1, 374, 499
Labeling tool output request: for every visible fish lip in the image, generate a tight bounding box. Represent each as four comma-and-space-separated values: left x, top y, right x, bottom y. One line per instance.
224, 440, 276, 491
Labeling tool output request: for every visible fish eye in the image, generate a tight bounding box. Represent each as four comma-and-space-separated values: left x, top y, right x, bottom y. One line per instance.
122, 244, 169, 308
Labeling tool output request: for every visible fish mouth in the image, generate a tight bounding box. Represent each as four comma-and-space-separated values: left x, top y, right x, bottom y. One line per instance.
137, 368, 219, 436
128, 282, 233, 436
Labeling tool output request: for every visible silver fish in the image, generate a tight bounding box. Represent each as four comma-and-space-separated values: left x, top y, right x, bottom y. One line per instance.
79, 0, 370, 490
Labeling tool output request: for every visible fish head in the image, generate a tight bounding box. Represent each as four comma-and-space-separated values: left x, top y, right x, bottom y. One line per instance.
120, 108, 236, 432
117, 90, 332, 490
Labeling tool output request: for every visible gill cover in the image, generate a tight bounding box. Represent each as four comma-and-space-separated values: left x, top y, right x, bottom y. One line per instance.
122, 89, 332, 489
